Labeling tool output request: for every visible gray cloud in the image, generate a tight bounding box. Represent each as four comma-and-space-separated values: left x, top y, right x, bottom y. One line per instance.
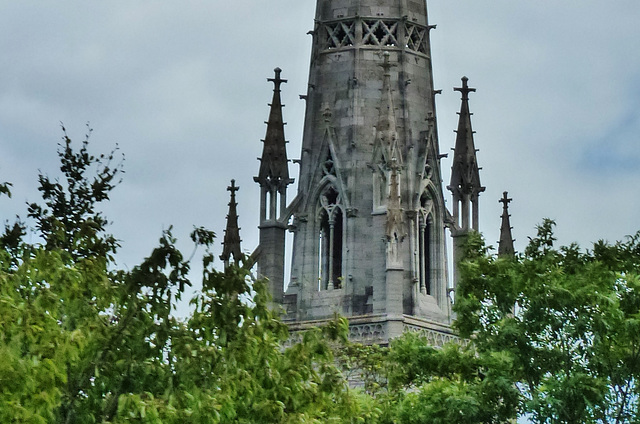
0, 1, 638, 286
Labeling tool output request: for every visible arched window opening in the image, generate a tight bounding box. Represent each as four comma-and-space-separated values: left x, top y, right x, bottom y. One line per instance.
264, 187, 283, 221
266, 189, 278, 220
418, 193, 434, 296
274, 190, 281, 219
317, 186, 344, 290
318, 209, 329, 290
332, 208, 344, 288
265, 190, 271, 220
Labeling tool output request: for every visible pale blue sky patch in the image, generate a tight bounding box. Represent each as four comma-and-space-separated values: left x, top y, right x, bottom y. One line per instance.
578, 109, 640, 176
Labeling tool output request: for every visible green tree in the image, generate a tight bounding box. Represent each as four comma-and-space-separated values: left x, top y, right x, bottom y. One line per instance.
383, 333, 518, 424
349, 221, 640, 424
0, 130, 377, 423
454, 220, 640, 423
1, 127, 128, 423
6, 129, 640, 424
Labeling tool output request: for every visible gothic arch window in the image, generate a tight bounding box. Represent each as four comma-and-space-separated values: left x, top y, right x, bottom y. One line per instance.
418, 192, 435, 296
317, 185, 343, 291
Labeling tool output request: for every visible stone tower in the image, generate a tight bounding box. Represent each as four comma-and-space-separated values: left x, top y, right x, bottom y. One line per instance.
255, 0, 482, 345
255, 68, 294, 303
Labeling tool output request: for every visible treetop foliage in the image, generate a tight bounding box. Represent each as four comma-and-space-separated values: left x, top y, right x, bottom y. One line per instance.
26, 125, 124, 262
454, 220, 640, 423
0, 130, 379, 423
2, 130, 640, 423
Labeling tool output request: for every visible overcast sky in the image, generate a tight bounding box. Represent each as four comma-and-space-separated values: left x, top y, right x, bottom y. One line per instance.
1, 1, 639, 283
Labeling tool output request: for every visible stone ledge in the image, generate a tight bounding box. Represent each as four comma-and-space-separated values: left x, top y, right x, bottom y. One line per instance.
284, 313, 459, 347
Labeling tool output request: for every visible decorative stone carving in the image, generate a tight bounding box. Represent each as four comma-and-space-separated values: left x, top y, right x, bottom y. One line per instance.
362, 20, 398, 46
404, 23, 427, 53
349, 323, 386, 343
317, 19, 431, 54
285, 321, 461, 349
322, 21, 356, 49
403, 324, 463, 347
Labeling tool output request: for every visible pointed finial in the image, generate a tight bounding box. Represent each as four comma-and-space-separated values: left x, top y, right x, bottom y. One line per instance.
255, 68, 294, 188
221, 179, 243, 266
499, 191, 512, 209
268, 67, 288, 91
498, 191, 515, 257
454, 76, 476, 100
379, 51, 396, 75
228, 179, 239, 196
374, 51, 402, 166
448, 76, 483, 199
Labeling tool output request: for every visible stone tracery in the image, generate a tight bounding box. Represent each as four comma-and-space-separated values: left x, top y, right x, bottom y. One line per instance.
318, 18, 430, 54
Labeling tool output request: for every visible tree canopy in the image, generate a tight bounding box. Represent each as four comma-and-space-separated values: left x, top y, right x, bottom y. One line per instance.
0, 131, 384, 423
2, 131, 640, 423
452, 221, 640, 423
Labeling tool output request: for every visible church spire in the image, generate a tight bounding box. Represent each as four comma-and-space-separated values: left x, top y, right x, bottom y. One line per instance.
255, 67, 294, 223
498, 191, 515, 257
220, 179, 242, 268
254, 68, 292, 304
255, 67, 293, 192
448, 76, 485, 231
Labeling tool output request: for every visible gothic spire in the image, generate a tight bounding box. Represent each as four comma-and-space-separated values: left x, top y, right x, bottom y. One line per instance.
498, 191, 515, 257
220, 179, 242, 267
255, 68, 293, 189
448, 76, 485, 233
375, 52, 402, 166
448, 76, 484, 200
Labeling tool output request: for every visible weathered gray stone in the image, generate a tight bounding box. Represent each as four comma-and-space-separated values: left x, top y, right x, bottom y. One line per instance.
255, 0, 483, 345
